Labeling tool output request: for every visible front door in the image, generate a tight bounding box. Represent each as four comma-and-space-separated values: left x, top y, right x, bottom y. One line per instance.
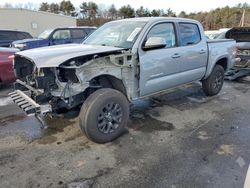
139, 22, 181, 97
51, 29, 72, 45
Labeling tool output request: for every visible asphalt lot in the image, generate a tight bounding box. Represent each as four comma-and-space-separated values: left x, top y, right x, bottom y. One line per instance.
0, 79, 250, 188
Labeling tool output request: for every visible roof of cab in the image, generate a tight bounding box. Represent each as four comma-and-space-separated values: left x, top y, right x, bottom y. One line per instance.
110, 17, 200, 24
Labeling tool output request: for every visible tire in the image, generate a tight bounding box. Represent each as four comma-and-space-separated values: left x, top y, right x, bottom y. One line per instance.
79, 88, 129, 143
202, 65, 225, 96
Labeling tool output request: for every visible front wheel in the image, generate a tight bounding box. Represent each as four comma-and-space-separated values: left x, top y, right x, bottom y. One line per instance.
79, 88, 129, 143
202, 65, 225, 96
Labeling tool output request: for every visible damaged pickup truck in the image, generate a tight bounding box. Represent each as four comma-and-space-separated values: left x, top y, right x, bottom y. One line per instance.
10, 17, 237, 143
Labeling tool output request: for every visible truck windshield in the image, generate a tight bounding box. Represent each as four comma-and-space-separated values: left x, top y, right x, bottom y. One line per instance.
38, 29, 53, 39
83, 21, 146, 48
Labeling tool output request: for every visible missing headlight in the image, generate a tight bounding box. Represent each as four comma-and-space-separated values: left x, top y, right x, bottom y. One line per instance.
57, 68, 79, 83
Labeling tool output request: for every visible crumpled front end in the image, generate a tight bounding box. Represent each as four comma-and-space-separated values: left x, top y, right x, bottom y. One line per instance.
10, 55, 90, 118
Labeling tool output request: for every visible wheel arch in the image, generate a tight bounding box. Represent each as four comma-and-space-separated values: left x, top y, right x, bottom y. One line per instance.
215, 57, 228, 71
204, 56, 228, 80
90, 74, 128, 99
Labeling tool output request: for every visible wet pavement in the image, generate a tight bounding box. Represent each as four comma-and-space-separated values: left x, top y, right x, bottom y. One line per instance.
0, 79, 250, 188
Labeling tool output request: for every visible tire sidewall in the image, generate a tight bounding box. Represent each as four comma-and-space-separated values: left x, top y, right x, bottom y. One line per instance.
80, 89, 129, 143
209, 65, 224, 95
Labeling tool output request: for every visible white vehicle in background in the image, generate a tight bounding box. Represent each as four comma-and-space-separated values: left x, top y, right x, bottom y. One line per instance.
205, 28, 230, 39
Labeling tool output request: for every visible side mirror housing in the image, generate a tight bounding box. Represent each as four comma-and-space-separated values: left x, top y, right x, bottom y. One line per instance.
143, 37, 166, 50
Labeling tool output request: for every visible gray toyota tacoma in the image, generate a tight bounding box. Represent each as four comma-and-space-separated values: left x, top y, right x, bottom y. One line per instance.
10, 17, 237, 143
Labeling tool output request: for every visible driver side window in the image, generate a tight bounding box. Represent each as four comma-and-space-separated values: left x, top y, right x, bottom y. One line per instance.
52, 30, 70, 40
146, 23, 176, 48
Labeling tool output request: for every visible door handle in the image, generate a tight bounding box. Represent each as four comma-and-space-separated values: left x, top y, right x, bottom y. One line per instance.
150, 73, 164, 79
171, 53, 181, 58
199, 49, 206, 54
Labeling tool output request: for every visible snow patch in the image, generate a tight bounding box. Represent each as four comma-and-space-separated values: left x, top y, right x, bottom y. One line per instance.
0, 97, 12, 106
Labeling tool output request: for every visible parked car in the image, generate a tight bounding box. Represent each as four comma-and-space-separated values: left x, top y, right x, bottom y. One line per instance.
0, 30, 32, 47
12, 27, 96, 50
217, 27, 250, 80
10, 17, 236, 143
0, 47, 19, 87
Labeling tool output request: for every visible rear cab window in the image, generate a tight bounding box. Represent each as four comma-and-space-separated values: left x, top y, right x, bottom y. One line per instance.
85, 28, 96, 35
179, 23, 201, 46
71, 29, 87, 39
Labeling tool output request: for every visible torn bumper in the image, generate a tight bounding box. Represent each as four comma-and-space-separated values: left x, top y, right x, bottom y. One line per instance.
9, 90, 51, 115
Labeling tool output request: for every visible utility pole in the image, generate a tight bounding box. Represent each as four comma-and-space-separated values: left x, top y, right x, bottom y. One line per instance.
239, 9, 245, 27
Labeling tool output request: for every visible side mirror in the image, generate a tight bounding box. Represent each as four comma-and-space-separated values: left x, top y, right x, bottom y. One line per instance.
143, 37, 166, 50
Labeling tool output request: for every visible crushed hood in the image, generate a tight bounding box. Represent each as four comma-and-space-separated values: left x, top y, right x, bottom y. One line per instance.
15, 44, 124, 68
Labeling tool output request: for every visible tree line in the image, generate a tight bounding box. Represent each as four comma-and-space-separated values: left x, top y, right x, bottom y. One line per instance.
2, 1, 250, 29
38, 1, 177, 18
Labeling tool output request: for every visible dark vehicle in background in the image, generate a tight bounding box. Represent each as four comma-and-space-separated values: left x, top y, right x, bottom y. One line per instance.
0, 47, 19, 86
12, 27, 96, 50
217, 27, 250, 80
0, 30, 32, 47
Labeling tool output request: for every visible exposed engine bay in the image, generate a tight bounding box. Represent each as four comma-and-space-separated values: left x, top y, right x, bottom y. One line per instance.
11, 49, 135, 118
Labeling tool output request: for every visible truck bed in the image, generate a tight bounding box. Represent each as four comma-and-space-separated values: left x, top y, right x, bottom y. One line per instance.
205, 39, 236, 79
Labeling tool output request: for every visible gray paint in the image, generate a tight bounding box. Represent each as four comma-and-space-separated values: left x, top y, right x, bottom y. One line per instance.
16, 44, 124, 68
14, 17, 237, 102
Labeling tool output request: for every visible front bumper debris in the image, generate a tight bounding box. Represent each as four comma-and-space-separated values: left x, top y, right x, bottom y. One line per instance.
9, 90, 40, 114
225, 57, 250, 80
9, 90, 50, 128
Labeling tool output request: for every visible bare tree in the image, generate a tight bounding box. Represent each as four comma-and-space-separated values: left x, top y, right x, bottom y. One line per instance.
108, 4, 117, 19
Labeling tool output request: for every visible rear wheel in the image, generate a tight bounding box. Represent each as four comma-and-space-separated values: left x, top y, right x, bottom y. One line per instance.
79, 88, 129, 143
202, 65, 225, 96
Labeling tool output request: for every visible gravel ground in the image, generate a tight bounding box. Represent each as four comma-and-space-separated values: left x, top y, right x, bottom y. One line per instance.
0, 79, 250, 188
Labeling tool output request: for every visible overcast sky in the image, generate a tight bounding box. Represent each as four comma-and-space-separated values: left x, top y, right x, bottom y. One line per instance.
1, 0, 247, 13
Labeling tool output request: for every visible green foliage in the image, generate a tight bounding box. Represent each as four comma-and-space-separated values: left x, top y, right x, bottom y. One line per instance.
32, 1, 250, 28
49, 3, 60, 14
108, 4, 117, 19
39, 1, 76, 16
59, 0, 77, 16
39, 2, 49, 12
119, 5, 135, 18
136, 6, 151, 17
151, 9, 161, 17
80, 1, 98, 19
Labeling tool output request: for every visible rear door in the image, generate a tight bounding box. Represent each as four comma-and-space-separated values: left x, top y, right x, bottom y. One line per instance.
139, 22, 181, 96
177, 23, 208, 84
